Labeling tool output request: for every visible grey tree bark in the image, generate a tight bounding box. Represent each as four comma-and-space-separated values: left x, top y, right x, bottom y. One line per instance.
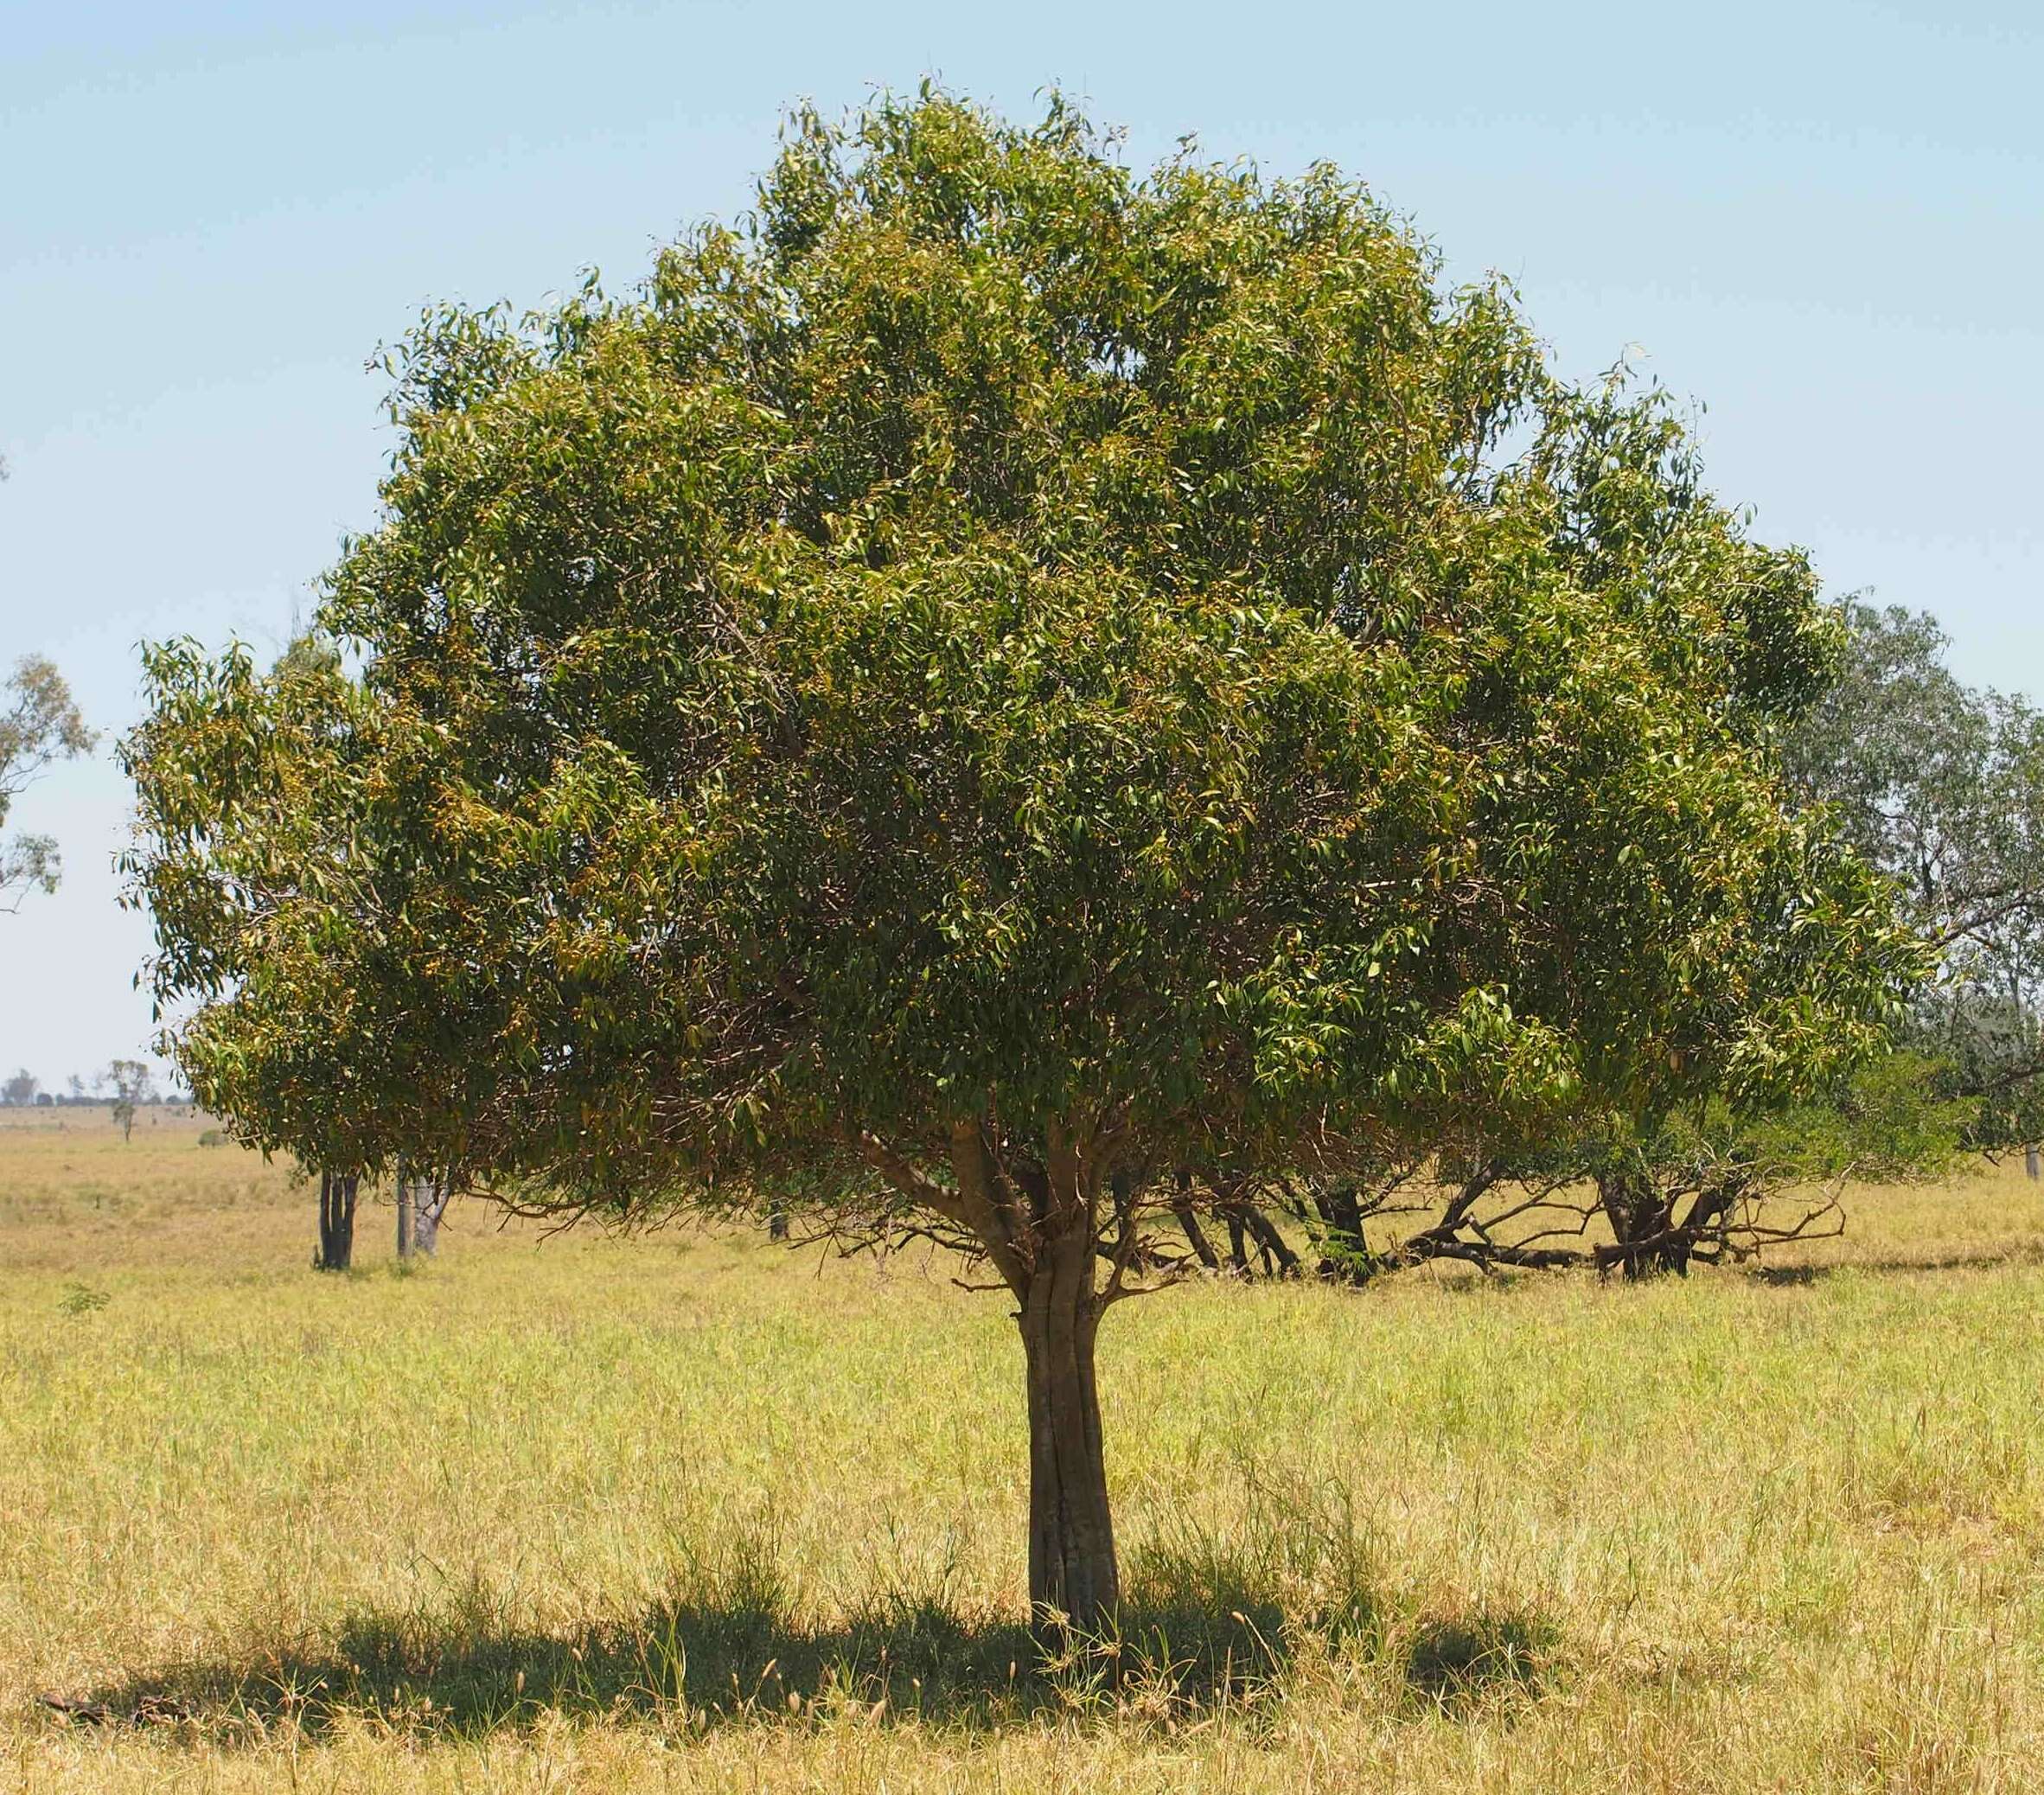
395, 1179, 416, 1260
408, 1177, 447, 1255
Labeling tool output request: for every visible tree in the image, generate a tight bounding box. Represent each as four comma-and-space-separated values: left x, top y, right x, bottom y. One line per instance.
1785, 601, 2044, 1162
395, 1168, 449, 1259
1271, 1043, 1964, 1286
2, 656, 95, 910
124, 91, 1914, 1635
2, 1068, 36, 1107
104, 1058, 156, 1142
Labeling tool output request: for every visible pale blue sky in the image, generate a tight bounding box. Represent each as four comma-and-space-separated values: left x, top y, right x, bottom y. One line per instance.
3, 0, 2040, 1089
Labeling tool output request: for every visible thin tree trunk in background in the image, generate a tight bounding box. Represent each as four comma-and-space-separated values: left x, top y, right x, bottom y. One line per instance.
395, 1178, 416, 1261
316, 1171, 335, 1269
414, 1181, 445, 1255
2028, 1146, 2040, 1181
315, 1172, 357, 1271
1169, 1168, 1220, 1269
1223, 1210, 1250, 1274
1233, 1201, 1300, 1277
1172, 1191, 1219, 1269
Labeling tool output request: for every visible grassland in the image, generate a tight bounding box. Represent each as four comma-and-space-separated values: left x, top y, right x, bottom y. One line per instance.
6, 1106, 2044, 1791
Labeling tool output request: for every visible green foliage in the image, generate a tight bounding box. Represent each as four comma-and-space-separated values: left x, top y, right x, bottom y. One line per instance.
124, 88, 1913, 1223
1736, 1051, 1971, 1188
1787, 601, 2044, 1150
1, 654, 94, 910
1530, 1056, 1971, 1213
57, 1280, 110, 1316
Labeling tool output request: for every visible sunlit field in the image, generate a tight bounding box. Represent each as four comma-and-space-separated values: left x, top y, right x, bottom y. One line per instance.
7, 1105, 2044, 1791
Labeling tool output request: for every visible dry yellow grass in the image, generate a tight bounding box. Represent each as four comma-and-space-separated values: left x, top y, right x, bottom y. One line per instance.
6, 1107, 2044, 1791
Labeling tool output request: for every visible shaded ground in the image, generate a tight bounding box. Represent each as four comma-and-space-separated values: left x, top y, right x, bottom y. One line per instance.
43, 1568, 1553, 1745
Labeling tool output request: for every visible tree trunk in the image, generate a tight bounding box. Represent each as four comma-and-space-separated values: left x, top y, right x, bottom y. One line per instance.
395, 1179, 416, 1261
1223, 1209, 1250, 1274
1170, 1168, 1219, 1270
1597, 1172, 1669, 1279
1172, 1200, 1219, 1270
1236, 1201, 1300, 1277
1200, 1174, 1298, 1281
2028, 1146, 2040, 1182
1314, 1183, 1370, 1283
1018, 1220, 1118, 1638
315, 1172, 357, 1272
414, 1180, 444, 1255
1670, 1179, 1739, 1274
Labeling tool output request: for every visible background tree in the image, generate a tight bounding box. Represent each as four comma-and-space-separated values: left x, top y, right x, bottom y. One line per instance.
1, 655, 95, 910
128, 627, 443, 1266
3, 1069, 37, 1107
1277, 1045, 1963, 1286
104, 1059, 156, 1142
125, 91, 1915, 1635
395, 1169, 449, 1260
1785, 601, 2044, 1167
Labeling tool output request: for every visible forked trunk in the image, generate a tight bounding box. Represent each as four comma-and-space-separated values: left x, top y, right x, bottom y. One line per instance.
1597, 1172, 1667, 1280
1018, 1221, 1118, 1638
1237, 1202, 1300, 1276
316, 1172, 357, 1271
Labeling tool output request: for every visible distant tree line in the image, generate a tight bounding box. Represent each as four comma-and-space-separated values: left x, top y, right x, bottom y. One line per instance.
2, 1064, 192, 1113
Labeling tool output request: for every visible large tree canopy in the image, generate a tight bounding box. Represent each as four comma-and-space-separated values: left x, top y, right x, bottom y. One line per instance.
125, 91, 1916, 1631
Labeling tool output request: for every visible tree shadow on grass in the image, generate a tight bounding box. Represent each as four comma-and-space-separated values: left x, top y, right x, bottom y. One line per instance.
1747, 1243, 2044, 1287
1402, 1612, 1556, 1708
49, 1562, 1284, 1741
42, 1539, 1558, 1742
